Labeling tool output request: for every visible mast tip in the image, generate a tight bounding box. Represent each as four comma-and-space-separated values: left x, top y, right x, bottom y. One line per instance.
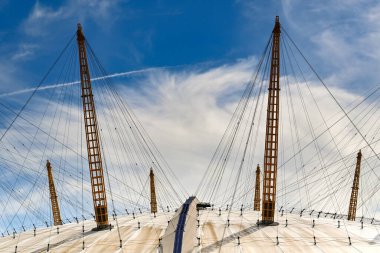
273, 16, 281, 32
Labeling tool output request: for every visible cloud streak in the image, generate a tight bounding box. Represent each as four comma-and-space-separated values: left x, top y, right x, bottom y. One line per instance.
0, 67, 169, 98
22, 0, 122, 36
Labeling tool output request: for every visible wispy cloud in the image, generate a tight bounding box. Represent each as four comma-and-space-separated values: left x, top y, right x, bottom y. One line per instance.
22, 0, 123, 36
113, 57, 378, 203
281, 0, 380, 88
0, 67, 167, 98
0, 0, 126, 96
11, 43, 38, 61
22, 1, 64, 36
0, 62, 24, 94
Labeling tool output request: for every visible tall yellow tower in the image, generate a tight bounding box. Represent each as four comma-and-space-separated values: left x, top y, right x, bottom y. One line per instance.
262, 16, 281, 224
150, 168, 158, 214
348, 150, 362, 221
254, 164, 261, 211
77, 23, 108, 229
46, 160, 62, 226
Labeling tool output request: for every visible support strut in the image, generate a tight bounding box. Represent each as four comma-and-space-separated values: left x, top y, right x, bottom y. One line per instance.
262, 16, 281, 224
348, 150, 362, 221
77, 23, 108, 229
46, 160, 62, 226
150, 168, 158, 214
254, 164, 261, 211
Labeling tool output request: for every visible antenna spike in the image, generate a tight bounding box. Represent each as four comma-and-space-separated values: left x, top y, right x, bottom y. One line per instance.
46, 160, 62, 226
76, 24, 109, 229
150, 168, 158, 214
261, 16, 281, 224
348, 150, 362, 221
254, 164, 261, 211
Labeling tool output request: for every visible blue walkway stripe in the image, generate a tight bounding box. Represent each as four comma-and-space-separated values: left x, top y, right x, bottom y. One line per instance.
173, 197, 195, 253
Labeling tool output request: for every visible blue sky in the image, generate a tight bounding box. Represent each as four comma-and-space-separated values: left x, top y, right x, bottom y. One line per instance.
1, 0, 379, 94
1, 0, 380, 231
0, 1, 261, 90
0, 1, 294, 93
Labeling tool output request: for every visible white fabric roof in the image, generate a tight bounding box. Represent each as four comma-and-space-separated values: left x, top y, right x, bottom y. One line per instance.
0, 210, 379, 252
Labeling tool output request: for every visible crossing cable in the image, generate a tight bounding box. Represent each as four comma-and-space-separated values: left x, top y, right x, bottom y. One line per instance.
278, 85, 379, 179
85, 45, 123, 245
238, 40, 272, 206
197, 34, 272, 202
282, 28, 380, 163
0, 35, 169, 234
86, 41, 186, 204
282, 35, 361, 213
280, 34, 314, 239
86, 47, 171, 209
277, 93, 380, 197
224, 86, 380, 210
241, 51, 270, 206
282, 36, 351, 225
0, 101, 87, 161
226, 93, 380, 215
55, 46, 78, 219
216, 36, 272, 253
0, 42, 77, 223
0, 34, 76, 143
2, 73, 74, 232
281, 37, 306, 213
282, 40, 344, 222
86, 41, 180, 237
195, 40, 272, 199
276, 85, 380, 173
2, 42, 128, 233
81, 101, 85, 250
280, 30, 378, 214
86, 48, 143, 212
0, 152, 93, 222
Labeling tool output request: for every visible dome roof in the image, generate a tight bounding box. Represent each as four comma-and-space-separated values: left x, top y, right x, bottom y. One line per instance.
1, 209, 379, 252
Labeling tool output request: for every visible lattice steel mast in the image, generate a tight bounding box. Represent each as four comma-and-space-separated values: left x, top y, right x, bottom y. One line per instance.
150, 168, 158, 214
254, 164, 261, 211
77, 23, 109, 229
46, 160, 62, 226
348, 150, 362, 221
262, 16, 281, 224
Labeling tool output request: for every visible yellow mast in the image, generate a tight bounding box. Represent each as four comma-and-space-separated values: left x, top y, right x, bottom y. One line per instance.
254, 164, 261, 211
262, 16, 281, 224
348, 150, 362, 221
46, 160, 62, 226
77, 23, 108, 229
150, 168, 158, 214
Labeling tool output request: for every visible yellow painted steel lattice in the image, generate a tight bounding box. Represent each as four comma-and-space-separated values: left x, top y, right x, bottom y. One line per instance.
77, 23, 108, 229
262, 16, 281, 224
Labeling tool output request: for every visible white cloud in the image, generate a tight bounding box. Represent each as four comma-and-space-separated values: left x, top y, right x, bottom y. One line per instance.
22, 0, 123, 36
11, 43, 39, 61
1, 56, 380, 231
111, 58, 380, 214
22, 1, 65, 36
0, 62, 24, 94
281, 0, 380, 88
